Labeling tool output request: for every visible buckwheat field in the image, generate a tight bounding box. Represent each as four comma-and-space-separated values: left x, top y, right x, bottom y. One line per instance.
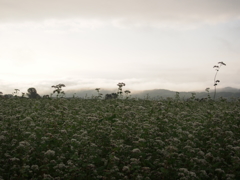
0, 97, 240, 180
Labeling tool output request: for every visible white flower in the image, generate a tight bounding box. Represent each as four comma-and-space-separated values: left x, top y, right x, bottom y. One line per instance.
24, 117, 33, 121
23, 165, 30, 169
189, 171, 196, 177
111, 166, 119, 172
43, 174, 53, 179
31, 165, 39, 170
30, 122, 35, 126
19, 141, 30, 148
225, 131, 234, 136
29, 134, 36, 139
114, 156, 120, 161
55, 162, 66, 169
199, 170, 208, 177
71, 139, 77, 143
188, 134, 194, 138
163, 119, 168, 123
132, 148, 141, 153
67, 160, 74, 166
0, 135, 5, 141
138, 106, 145, 110
165, 146, 178, 152
90, 143, 97, 147
215, 168, 225, 173
10, 157, 20, 161
198, 151, 205, 156
41, 137, 49, 140
45, 150, 55, 156
136, 175, 143, 180
178, 173, 185, 176
226, 174, 235, 179
157, 102, 163, 105
179, 168, 188, 173
138, 138, 146, 142
232, 146, 240, 151
205, 152, 213, 158
155, 140, 165, 145
122, 166, 130, 172
130, 158, 138, 162
60, 130, 67, 134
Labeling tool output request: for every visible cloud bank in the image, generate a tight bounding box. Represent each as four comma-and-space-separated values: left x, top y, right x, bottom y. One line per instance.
1, 0, 240, 27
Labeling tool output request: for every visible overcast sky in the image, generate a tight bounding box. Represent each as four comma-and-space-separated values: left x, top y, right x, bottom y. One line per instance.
0, 0, 240, 95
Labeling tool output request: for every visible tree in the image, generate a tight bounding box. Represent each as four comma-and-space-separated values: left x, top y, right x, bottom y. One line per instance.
3, 94, 13, 98
105, 93, 118, 100
27, 88, 41, 99
43, 95, 50, 99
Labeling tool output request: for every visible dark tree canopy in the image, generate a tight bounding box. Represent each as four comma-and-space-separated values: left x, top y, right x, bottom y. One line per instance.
27, 88, 41, 99
105, 93, 118, 100
43, 95, 50, 98
3, 94, 13, 98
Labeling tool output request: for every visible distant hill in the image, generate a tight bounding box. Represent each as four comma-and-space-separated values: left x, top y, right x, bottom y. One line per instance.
133, 87, 240, 100
217, 87, 240, 93
64, 87, 240, 100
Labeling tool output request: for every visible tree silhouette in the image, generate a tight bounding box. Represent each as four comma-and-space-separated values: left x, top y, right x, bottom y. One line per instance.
105, 93, 118, 100
43, 95, 50, 98
27, 88, 41, 99
3, 94, 13, 98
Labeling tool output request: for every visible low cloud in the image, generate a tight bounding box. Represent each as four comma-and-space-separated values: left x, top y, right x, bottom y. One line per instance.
1, 0, 240, 28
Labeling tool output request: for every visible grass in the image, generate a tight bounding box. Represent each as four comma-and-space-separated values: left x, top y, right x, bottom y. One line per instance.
0, 97, 240, 180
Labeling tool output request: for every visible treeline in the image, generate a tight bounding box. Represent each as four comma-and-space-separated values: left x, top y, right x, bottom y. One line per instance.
0, 83, 131, 100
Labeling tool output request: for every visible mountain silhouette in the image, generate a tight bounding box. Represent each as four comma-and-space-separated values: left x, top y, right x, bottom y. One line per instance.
65, 87, 240, 100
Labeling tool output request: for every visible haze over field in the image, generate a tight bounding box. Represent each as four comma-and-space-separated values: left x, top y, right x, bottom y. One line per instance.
0, 0, 240, 95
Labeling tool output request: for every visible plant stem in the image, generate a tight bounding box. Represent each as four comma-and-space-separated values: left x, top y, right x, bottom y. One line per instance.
213, 69, 219, 100
213, 63, 224, 100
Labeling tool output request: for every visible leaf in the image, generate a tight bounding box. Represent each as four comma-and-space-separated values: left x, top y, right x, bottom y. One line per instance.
98, 118, 104, 123
106, 114, 117, 123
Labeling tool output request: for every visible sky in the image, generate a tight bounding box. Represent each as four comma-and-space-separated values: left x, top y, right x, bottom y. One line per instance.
0, 0, 240, 96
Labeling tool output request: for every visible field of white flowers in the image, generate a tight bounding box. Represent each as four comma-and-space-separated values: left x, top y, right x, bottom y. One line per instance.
0, 97, 240, 180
